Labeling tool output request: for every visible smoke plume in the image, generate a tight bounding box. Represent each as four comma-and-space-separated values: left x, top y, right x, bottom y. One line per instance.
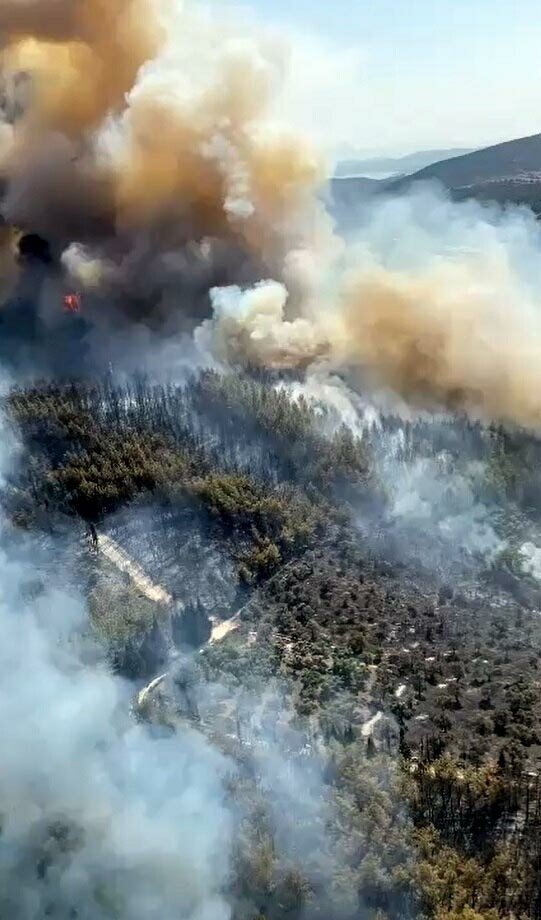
0, 0, 160, 135
0, 575, 234, 919
2, 1, 541, 431
336, 256, 541, 429
0, 0, 333, 334
202, 188, 541, 432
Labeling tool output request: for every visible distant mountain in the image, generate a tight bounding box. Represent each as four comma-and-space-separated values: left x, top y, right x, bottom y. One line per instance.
331, 134, 541, 217
387, 132, 541, 209
334, 147, 473, 178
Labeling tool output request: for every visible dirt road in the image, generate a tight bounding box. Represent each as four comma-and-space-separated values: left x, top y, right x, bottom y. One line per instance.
96, 532, 239, 645
98, 534, 173, 606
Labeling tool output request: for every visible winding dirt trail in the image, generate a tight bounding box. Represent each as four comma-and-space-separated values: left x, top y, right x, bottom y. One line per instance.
96, 532, 239, 644
98, 534, 174, 605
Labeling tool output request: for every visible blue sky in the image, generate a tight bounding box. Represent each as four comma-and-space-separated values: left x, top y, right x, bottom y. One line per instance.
244, 0, 541, 156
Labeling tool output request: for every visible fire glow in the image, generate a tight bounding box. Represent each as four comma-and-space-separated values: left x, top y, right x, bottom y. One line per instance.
63, 293, 81, 314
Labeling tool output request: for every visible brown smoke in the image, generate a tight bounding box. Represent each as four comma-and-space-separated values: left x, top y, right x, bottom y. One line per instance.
0, 0, 330, 305
337, 263, 541, 429
0, 0, 160, 136
0, 223, 18, 300
2, 1, 541, 434
203, 257, 541, 431
0, 0, 162, 244
110, 41, 326, 272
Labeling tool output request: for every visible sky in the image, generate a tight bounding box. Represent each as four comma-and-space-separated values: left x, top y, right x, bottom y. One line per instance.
243, 0, 541, 159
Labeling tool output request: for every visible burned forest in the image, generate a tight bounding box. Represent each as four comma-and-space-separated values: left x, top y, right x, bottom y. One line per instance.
1, 1, 541, 920
2, 369, 541, 920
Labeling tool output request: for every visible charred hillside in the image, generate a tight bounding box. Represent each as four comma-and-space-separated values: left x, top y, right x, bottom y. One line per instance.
2, 2, 541, 919
390, 133, 541, 192
333, 134, 541, 219
4, 371, 541, 919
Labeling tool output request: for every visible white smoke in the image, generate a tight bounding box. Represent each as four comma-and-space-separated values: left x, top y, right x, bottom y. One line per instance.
0, 541, 235, 919
0, 392, 235, 918
196, 280, 328, 368
200, 183, 541, 432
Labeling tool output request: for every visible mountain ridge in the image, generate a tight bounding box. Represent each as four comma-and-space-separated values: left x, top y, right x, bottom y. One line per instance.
331, 132, 541, 215
389, 131, 541, 191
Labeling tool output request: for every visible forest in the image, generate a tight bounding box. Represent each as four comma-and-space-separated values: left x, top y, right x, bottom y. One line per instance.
4, 370, 541, 920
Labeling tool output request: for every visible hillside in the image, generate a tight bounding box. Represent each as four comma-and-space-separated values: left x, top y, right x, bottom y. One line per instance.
331, 134, 541, 217
389, 132, 541, 209
6, 371, 541, 919
4, 0, 541, 916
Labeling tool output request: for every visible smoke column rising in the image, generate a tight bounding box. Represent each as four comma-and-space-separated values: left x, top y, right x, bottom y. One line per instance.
4, 2, 541, 913
2, 2, 541, 427
0, 0, 334, 335
202, 187, 541, 432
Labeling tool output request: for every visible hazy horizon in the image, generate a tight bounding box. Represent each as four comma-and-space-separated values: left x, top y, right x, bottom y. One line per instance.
245, 0, 541, 159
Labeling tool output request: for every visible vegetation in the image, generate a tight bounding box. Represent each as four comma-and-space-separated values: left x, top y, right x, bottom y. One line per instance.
6, 375, 359, 580
199, 530, 541, 920
7, 370, 541, 920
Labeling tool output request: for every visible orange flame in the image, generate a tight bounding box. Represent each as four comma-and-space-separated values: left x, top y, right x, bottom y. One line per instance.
63, 292, 81, 313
